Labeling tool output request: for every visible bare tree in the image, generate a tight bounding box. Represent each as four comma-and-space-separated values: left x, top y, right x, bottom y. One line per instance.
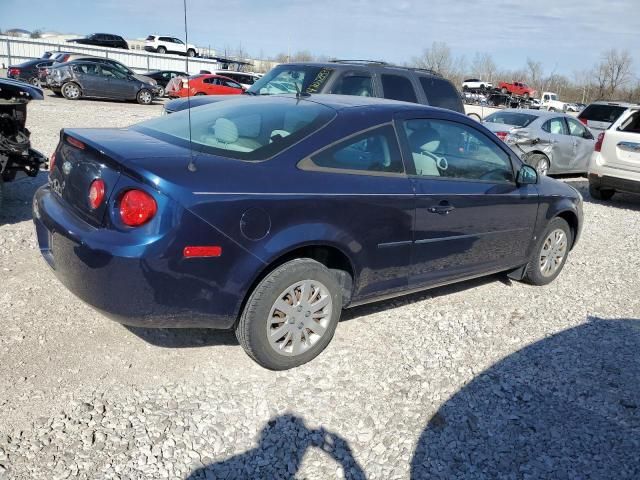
413, 42, 453, 74
470, 52, 498, 83
525, 58, 543, 91
30, 29, 43, 39
593, 49, 633, 99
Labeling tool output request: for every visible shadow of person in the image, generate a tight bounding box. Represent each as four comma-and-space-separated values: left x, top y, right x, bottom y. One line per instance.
411, 317, 640, 479
0, 171, 48, 225
187, 414, 366, 480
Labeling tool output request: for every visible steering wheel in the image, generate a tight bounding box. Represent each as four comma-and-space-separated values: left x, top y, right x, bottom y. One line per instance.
421, 149, 448, 171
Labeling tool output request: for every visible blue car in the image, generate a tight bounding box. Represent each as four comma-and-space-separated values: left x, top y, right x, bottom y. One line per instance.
33, 95, 583, 370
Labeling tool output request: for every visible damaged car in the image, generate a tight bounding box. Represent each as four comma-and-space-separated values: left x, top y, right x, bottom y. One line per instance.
0, 79, 47, 208
483, 109, 595, 175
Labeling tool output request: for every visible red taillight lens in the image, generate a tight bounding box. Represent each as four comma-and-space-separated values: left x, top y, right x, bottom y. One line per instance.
8, 68, 20, 76
495, 131, 509, 142
183, 246, 222, 258
594, 132, 605, 152
579, 117, 588, 125
119, 190, 157, 226
88, 179, 106, 209
49, 151, 56, 175
66, 136, 85, 150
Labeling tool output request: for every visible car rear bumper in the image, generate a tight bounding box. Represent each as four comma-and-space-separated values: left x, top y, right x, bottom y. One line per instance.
589, 173, 640, 194
32, 185, 242, 329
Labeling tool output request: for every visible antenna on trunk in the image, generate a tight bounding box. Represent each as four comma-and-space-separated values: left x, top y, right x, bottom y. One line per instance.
183, 0, 196, 172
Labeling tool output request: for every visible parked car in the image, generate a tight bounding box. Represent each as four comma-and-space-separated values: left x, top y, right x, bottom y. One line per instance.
483, 109, 595, 175
47, 61, 160, 104
566, 103, 580, 112
462, 78, 493, 91
588, 106, 640, 200
142, 70, 188, 96
7, 58, 54, 85
214, 70, 261, 89
47, 55, 157, 86
144, 35, 198, 57
164, 60, 465, 114
166, 74, 244, 98
33, 94, 583, 369
67, 33, 129, 50
530, 99, 542, 110
0, 79, 47, 209
499, 81, 536, 99
577, 101, 636, 133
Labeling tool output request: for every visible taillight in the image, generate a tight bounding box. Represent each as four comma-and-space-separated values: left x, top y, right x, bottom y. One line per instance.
49, 151, 56, 175
66, 136, 85, 150
183, 246, 223, 258
579, 117, 588, 125
8, 67, 20, 76
119, 190, 157, 226
495, 131, 509, 142
594, 132, 605, 152
88, 179, 105, 209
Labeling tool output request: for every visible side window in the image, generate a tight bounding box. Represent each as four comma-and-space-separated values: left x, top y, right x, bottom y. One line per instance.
419, 77, 463, 112
331, 73, 374, 97
159, 37, 172, 42
224, 80, 242, 89
173, 38, 185, 45
402, 118, 514, 182
309, 125, 404, 174
73, 64, 99, 75
381, 74, 417, 103
567, 118, 592, 139
542, 118, 567, 135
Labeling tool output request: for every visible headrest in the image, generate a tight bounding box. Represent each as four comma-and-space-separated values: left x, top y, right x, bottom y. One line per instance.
214, 118, 239, 144
409, 127, 441, 153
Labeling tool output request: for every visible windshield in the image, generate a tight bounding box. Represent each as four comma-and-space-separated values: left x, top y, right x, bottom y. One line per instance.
548, 94, 558, 100
484, 112, 538, 128
135, 97, 335, 160
247, 65, 334, 95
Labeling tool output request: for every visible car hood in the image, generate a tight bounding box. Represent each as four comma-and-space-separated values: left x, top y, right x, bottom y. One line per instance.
133, 74, 157, 86
165, 94, 246, 112
0, 78, 44, 102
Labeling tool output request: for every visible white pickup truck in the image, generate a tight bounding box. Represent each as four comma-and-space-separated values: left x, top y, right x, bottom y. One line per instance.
540, 92, 568, 112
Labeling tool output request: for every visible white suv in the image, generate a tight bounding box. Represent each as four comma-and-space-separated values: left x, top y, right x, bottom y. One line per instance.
144, 35, 198, 57
588, 106, 640, 200
214, 71, 261, 89
462, 78, 493, 91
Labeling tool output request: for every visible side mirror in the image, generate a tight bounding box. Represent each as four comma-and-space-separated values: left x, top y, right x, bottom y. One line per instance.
517, 164, 538, 185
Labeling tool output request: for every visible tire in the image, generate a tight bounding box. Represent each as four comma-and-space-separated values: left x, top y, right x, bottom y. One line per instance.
61, 82, 81, 100
235, 258, 343, 370
523, 92, 529, 100
501, 87, 508, 94
187, 49, 196, 58
523, 217, 572, 286
156, 86, 165, 98
589, 183, 615, 201
136, 89, 153, 105
527, 153, 550, 176
157, 46, 167, 54
462, 85, 469, 91
29, 77, 40, 86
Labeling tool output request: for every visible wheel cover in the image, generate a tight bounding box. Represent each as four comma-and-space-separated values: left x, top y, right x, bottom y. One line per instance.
267, 280, 332, 357
139, 91, 151, 103
536, 158, 549, 176
64, 84, 79, 98
539, 228, 567, 277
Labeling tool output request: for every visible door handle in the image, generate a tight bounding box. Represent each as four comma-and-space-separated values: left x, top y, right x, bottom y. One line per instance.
427, 203, 455, 215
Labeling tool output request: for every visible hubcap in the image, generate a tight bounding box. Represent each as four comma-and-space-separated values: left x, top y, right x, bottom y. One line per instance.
267, 280, 332, 357
539, 229, 567, 277
140, 91, 151, 103
536, 158, 549, 176
65, 85, 79, 98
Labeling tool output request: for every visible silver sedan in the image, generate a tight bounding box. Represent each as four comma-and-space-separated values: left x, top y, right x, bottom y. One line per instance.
482, 109, 595, 175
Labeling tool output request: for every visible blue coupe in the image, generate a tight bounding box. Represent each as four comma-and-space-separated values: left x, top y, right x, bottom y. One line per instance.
33, 95, 583, 369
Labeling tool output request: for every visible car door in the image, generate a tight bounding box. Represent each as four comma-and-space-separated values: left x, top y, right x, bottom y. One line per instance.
301, 124, 413, 299
172, 38, 187, 54
99, 65, 135, 99
565, 117, 595, 172
396, 112, 539, 287
540, 117, 573, 172
71, 63, 100, 97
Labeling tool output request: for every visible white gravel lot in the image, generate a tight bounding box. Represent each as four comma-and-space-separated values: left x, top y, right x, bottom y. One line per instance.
0, 94, 639, 479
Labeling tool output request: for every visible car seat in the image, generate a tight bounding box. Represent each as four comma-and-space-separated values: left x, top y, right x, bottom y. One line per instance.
408, 127, 442, 176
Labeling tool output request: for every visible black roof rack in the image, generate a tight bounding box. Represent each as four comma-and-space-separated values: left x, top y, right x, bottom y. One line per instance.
407, 67, 442, 77
330, 59, 389, 65
329, 60, 442, 77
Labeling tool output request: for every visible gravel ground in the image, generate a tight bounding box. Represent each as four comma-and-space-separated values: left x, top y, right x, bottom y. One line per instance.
1, 94, 639, 479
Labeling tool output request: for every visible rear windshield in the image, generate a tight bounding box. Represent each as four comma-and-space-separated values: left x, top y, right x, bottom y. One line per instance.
579, 104, 627, 123
484, 111, 538, 128
619, 111, 640, 134
134, 98, 336, 161
247, 65, 334, 95
146, 35, 155, 40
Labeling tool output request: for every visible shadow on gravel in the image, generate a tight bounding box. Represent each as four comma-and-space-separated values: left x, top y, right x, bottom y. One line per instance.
565, 178, 640, 212
124, 326, 238, 348
187, 414, 366, 480
411, 317, 640, 479
0, 172, 47, 225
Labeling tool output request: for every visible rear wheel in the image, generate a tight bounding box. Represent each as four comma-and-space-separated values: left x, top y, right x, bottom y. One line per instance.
187, 49, 196, 58
523, 92, 530, 99
136, 89, 153, 105
501, 87, 508, 94
157, 46, 167, 54
523, 217, 572, 285
235, 258, 343, 370
61, 82, 81, 100
527, 153, 550, 176
29, 77, 40, 86
589, 184, 615, 201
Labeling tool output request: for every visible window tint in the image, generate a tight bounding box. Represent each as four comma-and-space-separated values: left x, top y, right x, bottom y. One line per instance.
484, 112, 538, 128
73, 63, 100, 75
566, 117, 592, 139
619, 111, 640, 133
224, 80, 242, 89
402, 119, 513, 182
310, 125, 403, 174
579, 104, 627, 123
419, 76, 463, 112
331, 73, 373, 97
381, 74, 417, 103
542, 118, 567, 135
249, 66, 334, 95
159, 37, 172, 42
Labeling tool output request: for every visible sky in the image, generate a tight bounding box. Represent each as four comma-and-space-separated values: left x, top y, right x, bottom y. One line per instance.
2, 0, 639, 76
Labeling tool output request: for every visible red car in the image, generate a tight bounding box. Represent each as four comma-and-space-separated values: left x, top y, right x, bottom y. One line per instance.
166, 74, 244, 98
498, 81, 536, 98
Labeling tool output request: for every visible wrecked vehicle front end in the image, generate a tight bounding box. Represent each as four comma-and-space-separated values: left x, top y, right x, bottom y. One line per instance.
0, 79, 47, 206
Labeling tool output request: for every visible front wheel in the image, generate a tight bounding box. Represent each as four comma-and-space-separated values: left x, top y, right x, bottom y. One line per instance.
136, 89, 153, 105
187, 49, 196, 58
523, 92, 529, 99
235, 259, 343, 370
157, 46, 167, 54
61, 82, 81, 100
527, 153, 550, 176
523, 217, 572, 285
156, 86, 165, 98
501, 87, 508, 94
